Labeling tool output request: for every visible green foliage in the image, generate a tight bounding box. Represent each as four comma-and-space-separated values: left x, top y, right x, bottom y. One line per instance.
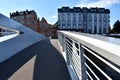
112, 20, 120, 33
109, 29, 115, 34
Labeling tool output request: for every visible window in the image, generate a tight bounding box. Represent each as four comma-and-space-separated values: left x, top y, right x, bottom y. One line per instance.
62, 13, 65, 16
66, 9, 69, 11
41, 25, 46, 28
67, 13, 70, 16
102, 9, 104, 12
67, 21, 71, 29
94, 19, 97, 22
103, 17, 106, 20
88, 13, 91, 17
104, 20, 106, 22
103, 22, 106, 26
94, 15, 97, 18
73, 13, 75, 17
79, 13, 81, 16
62, 8, 65, 11
78, 23, 81, 26
67, 17, 71, 21
73, 17, 76, 20
99, 9, 101, 12
94, 9, 96, 12
62, 20, 66, 24
73, 20, 76, 28
104, 14, 106, 17
103, 28, 106, 33
88, 22, 92, 26
99, 15, 102, 22
91, 9, 93, 12
58, 14, 60, 18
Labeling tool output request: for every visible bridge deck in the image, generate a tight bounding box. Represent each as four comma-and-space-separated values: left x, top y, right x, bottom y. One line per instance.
0, 39, 71, 80
50, 39, 62, 53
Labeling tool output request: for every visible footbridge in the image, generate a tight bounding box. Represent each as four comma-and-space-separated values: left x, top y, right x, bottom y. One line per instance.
0, 14, 120, 80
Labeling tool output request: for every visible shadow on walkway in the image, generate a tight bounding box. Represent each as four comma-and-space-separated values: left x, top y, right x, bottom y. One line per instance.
0, 39, 71, 80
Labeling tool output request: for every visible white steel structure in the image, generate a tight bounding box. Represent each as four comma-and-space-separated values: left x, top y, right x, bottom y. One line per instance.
58, 7, 110, 34
58, 31, 120, 80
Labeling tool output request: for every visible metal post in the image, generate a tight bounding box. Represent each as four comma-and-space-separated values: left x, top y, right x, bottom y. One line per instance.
80, 45, 87, 80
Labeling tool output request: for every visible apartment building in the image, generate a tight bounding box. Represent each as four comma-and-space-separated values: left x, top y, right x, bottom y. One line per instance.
58, 7, 110, 34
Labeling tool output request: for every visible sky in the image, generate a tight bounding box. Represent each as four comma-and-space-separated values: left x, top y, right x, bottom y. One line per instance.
0, 0, 120, 27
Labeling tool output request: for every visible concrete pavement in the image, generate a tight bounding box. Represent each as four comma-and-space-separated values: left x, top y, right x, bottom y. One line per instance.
0, 39, 71, 80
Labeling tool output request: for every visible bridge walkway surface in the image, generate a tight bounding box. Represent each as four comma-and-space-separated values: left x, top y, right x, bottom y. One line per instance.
0, 38, 71, 80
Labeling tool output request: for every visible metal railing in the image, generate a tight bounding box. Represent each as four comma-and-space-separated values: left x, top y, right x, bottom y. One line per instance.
58, 31, 120, 80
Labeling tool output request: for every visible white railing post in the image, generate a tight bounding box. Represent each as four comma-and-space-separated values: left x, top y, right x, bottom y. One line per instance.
80, 45, 87, 80
58, 32, 68, 64
65, 38, 70, 65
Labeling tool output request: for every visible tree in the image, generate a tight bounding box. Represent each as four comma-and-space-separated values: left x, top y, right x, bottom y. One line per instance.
113, 20, 120, 33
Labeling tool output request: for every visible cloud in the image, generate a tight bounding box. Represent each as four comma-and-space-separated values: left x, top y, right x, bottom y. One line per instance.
76, 0, 120, 8
50, 15, 57, 19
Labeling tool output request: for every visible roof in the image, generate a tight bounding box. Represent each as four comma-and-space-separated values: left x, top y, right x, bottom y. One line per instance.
58, 7, 110, 13
10, 10, 37, 18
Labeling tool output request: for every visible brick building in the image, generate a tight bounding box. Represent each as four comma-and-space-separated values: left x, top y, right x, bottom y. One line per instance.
10, 10, 39, 31
51, 21, 58, 38
38, 17, 52, 37
10, 10, 52, 37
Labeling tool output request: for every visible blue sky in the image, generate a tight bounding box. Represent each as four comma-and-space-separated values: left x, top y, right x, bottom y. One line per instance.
0, 0, 120, 27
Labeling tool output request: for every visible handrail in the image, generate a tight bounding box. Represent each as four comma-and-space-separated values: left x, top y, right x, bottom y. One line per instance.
59, 31, 120, 66
58, 31, 120, 80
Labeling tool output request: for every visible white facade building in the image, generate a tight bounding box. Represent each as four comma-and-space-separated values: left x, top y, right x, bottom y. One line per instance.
58, 7, 110, 34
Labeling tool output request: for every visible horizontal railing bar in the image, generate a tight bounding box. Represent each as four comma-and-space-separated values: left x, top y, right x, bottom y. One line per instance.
66, 46, 72, 55
58, 31, 120, 80
59, 31, 120, 66
66, 41, 80, 56
67, 49, 81, 70
84, 63, 100, 80
66, 45, 81, 63
86, 71, 93, 80
66, 46, 81, 77
66, 38, 80, 51
69, 58, 81, 77
83, 54, 112, 80
66, 41, 72, 48
82, 45, 120, 74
